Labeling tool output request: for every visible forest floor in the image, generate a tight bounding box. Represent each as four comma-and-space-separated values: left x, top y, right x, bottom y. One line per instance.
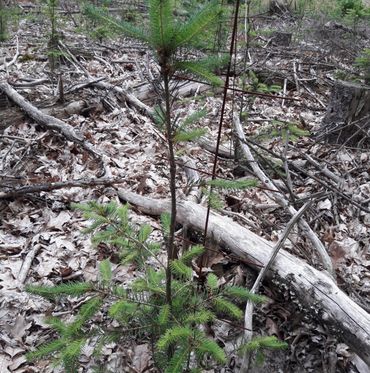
0, 3, 370, 373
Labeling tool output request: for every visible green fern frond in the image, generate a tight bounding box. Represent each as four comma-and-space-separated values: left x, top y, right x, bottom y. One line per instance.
165, 346, 189, 373
207, 178, 258, 190
26, 339, 66, 361
206, 273, 218, 290
26, 282, 93, 300
157, 327, 193, 350
174, 128, 207, 143
213, 297, 243, 319
99, 259, 112, 287
175, 0, 222, 47
224, 286, 266, 304
174, 60, 223, 86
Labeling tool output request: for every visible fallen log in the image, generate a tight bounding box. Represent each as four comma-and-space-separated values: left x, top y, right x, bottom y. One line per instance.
117, 189, 370, 366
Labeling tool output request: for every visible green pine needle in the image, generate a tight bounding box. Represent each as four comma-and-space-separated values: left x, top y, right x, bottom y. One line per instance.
180, 109, 207, 127
109, 300, 137, 322
175, 60, 223, 86
157, 327, 193, 350
224, 286, 267, 304
207, 178, 258, 190
238, 336, 288, 355
26, 282, 93, 300
170, 259, 193, 279
175, 0, 222, 47
174, 128, 207, 143
158, 304, 170, 326
180, 245, 204, 264
160, 212, 171, 237
206, 273, 218, 290
138, 224, 152, 243
149, 0, 174, 48
197, 336, 226, 363
69, 297, 102, 334
213, 297, 243, 319
45, 316, 68, 335
185, 309, 215, 324
61, 339, 86, 373
99, 259, 112, 287
26, 339, 66, 361
84, 4, 148, 42
165, 346, 189, 373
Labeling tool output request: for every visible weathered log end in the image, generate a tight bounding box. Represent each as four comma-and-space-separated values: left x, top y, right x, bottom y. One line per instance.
317, 80, 370, 147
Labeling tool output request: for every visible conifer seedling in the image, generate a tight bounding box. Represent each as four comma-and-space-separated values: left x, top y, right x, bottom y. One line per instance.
25, 1, 288, 371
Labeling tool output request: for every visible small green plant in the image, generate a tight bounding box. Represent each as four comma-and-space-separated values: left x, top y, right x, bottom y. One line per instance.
0, 3, 19, 41
247, 70, 281, 94
355, 48, 370, 84
270, 120, 310, 142
255, 120, 310, 142
73, 201, 161, 268
26, 202, 286, 372
337, 0, 365, 16
0, 2, 8, 41
41, 0, 61, 71
84, 0, 227, 311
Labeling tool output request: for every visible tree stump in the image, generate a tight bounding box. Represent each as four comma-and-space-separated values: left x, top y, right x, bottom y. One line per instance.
317, 80, 370, 147
271, 31, 292, 47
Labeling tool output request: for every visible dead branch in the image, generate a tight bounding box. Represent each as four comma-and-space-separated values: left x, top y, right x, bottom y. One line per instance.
233, 113, 334, 274
240, 201, 312, 371
0, 177, 126, 199
0, 81, 109, 174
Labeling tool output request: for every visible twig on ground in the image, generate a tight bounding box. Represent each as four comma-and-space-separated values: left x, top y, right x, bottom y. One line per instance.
0, 36, 19, 72
0, 81, 110, 176
0, 177, 126, 199
233, 113, 334, 274
240, 201, 312, 371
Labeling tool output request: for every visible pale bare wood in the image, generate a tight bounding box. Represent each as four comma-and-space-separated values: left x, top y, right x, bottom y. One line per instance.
117, 189, 370, 366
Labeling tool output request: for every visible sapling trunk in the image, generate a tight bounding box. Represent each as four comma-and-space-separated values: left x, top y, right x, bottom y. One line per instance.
162, 69, 177, 307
